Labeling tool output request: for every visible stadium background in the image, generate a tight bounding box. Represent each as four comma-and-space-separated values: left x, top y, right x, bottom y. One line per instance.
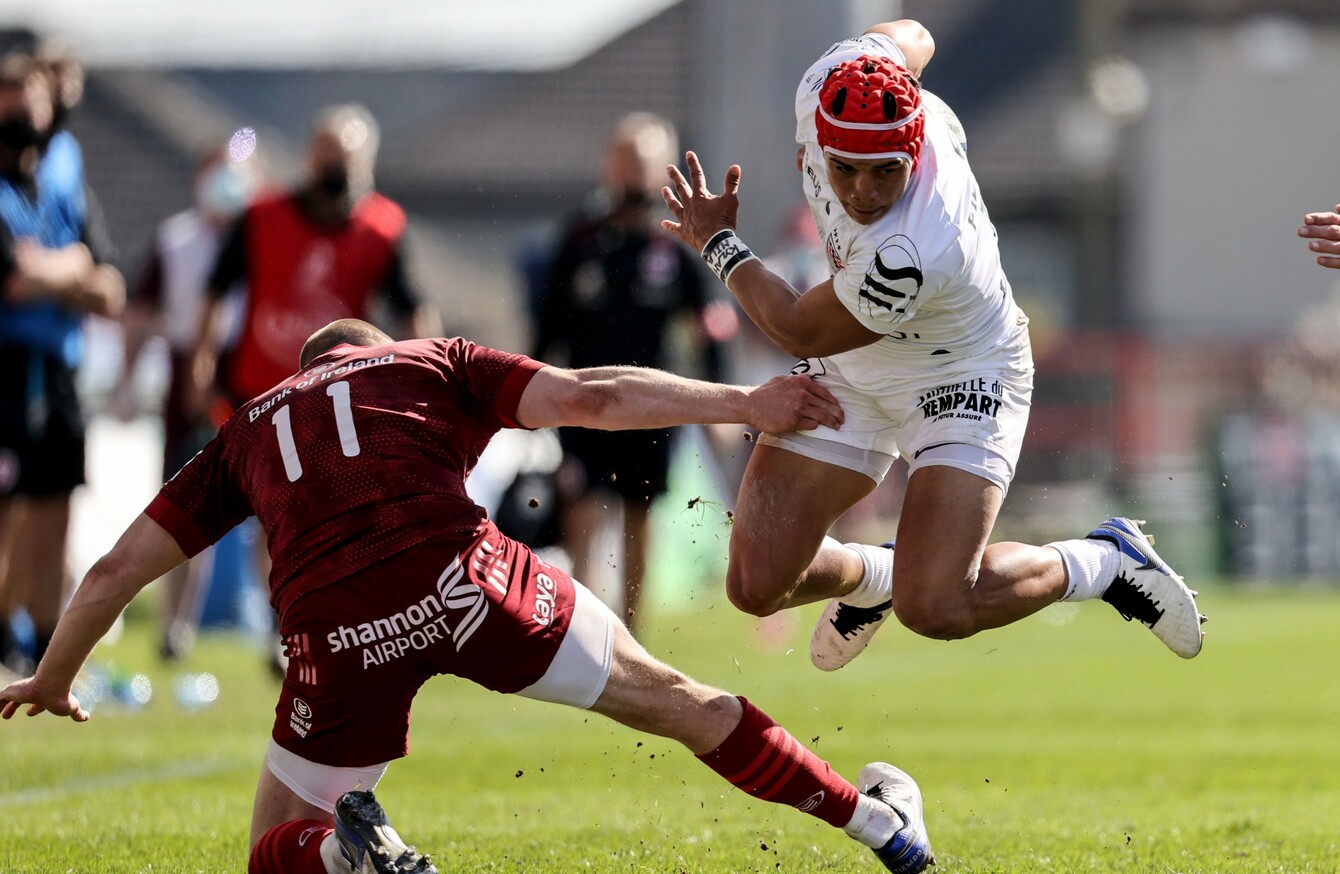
3, 1, 1340, 872
11, 0, 1340, 588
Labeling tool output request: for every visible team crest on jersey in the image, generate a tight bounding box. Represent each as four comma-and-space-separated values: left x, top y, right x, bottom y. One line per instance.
824, 227, 845, 273
857, 235, 923, 320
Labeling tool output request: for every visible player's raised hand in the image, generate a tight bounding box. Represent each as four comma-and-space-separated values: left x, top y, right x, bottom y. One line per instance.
662, 151, 743, 251
744, 375, 844, 435
1298, 204, 1340, 269
0, 676, 89, 723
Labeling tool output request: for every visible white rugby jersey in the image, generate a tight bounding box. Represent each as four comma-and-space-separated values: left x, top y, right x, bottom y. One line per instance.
793, 35, 1026, 387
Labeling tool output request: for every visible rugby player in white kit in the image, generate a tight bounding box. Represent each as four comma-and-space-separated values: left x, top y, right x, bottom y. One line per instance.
661, 19, 1205, 671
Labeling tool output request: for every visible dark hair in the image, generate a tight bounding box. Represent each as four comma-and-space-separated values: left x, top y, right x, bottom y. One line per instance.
299, 319, 393, 368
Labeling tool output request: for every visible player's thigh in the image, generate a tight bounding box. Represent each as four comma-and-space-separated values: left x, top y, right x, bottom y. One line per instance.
729, 443, 877, 582
510, 569, 737, 752
893, 464, 1003, 602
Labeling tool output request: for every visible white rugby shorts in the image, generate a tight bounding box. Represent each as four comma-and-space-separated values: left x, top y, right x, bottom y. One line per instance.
758, 335, 1034, 493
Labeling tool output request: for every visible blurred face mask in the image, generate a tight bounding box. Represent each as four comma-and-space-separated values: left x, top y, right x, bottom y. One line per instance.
617, 188, 652, 212
196, 164, 253, 219
316, 166, 350, 198
0, 114, 39, 150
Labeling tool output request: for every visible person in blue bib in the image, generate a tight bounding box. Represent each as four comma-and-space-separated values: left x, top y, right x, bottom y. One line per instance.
0, 53, 124, 674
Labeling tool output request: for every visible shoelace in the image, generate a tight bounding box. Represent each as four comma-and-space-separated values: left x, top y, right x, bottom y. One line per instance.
1100, 573, 1164, 626
830, 599, 893, 640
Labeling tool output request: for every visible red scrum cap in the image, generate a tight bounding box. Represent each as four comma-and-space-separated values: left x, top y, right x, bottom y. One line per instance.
815, 56, 924, 168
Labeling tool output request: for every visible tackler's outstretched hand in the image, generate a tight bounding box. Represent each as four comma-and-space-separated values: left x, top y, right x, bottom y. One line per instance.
1299, 204, 1340, 269
745, 375, 845, 435
662, 151, 743, 252
0, 676, 89, 723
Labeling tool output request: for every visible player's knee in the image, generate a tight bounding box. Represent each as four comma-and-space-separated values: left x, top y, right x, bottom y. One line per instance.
725, 567, 784, 617
892, 586, 975, 640
648, 674, 734, 745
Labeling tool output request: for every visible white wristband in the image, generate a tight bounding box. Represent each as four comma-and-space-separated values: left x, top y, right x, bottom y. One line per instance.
701, 229, 760, 284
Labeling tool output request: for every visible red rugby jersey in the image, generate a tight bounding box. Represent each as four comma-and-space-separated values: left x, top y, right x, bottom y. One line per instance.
147, 338, 544, 614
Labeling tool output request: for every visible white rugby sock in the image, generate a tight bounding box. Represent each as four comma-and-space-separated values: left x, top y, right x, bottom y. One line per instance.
839, 540, 895, 608
843, 793, 898, 848
1049, 539, 1121, 601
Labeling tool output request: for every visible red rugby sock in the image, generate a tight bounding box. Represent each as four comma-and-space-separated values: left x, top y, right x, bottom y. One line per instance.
697, 696, 859, 828
248, 819, 333, 874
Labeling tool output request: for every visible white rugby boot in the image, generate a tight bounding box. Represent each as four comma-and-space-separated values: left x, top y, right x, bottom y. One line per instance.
333, 790, 437, 873
810, 542, 894, 671
1088, 517, 1205, 658
857, 762, 935, 873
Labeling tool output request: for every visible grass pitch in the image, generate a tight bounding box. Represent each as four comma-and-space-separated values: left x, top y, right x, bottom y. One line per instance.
2, 584, 1338, 873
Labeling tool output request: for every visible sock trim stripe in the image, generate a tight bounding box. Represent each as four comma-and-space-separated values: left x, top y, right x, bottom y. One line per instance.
723, 739, 778, 786
738, 731, 797, 795
758, 744, 805, 800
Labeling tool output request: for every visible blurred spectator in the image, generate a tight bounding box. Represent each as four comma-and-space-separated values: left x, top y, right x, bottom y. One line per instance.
1298, 204, 1340, 269
32, 37, 83, 206
188, 103, 438, 674
113, 145, 257, 660
1262, 285, 1340, 412
190, 103, 439, 415
34, 37, 83, 143
0, 52, 124, 674
532, 111, 737, 634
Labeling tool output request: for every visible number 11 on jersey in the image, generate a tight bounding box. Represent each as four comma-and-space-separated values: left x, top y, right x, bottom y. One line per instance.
271, 380, 362, 482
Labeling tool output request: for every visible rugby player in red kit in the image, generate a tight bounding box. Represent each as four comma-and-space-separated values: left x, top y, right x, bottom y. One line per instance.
2, 319, 935, 874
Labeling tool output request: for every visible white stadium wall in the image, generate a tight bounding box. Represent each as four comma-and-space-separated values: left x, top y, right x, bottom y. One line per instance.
1128, 20, 1340, 338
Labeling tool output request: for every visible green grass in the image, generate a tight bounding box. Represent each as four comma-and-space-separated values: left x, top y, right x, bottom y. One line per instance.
3, 585, 1340, 873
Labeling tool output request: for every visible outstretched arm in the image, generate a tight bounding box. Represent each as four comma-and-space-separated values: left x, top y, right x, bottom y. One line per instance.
864, 19, 935, 77
515, 364, 843, 436
0, 515, 186, 722
1299, 205, 1340, 269
661, 151, 880, 358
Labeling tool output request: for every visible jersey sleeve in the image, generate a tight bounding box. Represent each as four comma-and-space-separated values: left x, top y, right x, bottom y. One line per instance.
531, 220, 582, 360
437, 339, 545, 430
376, 232, 423, 318
80, 185, 119, 268
144, 424, 252, 557
796, 34, 909, 145
207, 212, 249, 299
832, 231, 933, 332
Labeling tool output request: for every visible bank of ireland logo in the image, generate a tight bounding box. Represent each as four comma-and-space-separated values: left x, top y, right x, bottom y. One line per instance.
289, 696, 314, 738
858, 235, 923, 321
